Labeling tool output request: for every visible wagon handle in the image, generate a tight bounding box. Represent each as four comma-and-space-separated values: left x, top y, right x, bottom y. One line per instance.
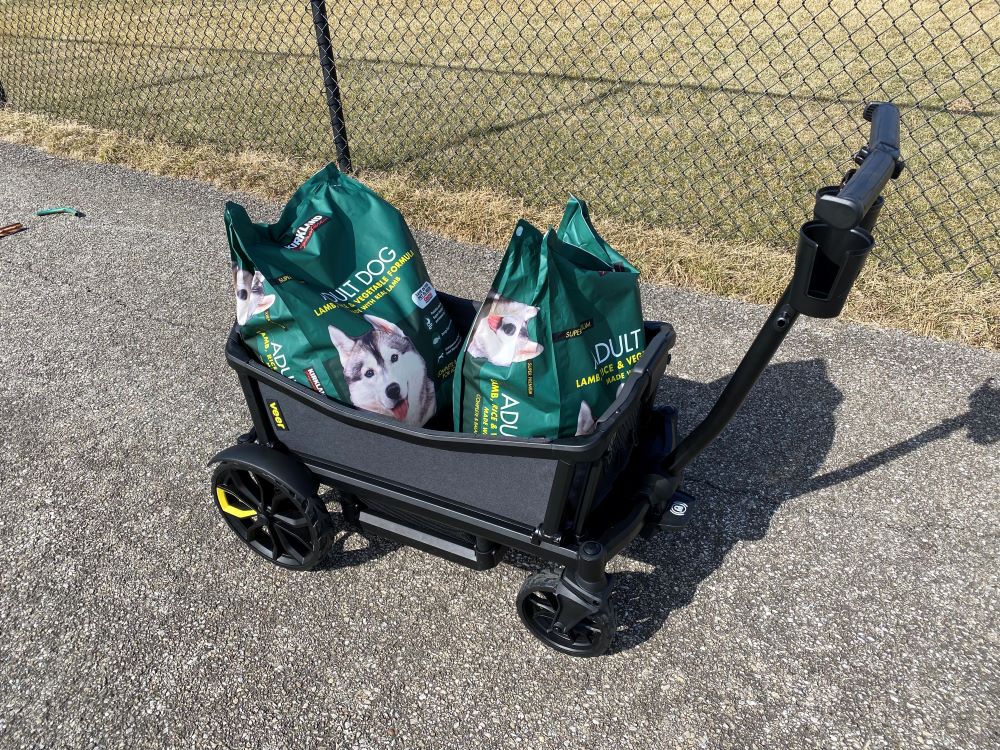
659, 103, 903, 481
814, 102, 904, 230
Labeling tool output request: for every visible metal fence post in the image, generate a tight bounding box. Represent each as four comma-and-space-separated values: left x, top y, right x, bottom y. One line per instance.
309, 0, 352, 173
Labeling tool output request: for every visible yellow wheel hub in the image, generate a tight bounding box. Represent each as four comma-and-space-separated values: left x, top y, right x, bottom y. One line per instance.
215, 487, 258, 519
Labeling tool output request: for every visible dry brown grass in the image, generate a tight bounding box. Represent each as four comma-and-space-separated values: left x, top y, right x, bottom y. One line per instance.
3, 109, 996, 349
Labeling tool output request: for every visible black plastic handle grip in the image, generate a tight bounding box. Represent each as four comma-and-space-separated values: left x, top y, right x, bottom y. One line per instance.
815, 103, 904, 229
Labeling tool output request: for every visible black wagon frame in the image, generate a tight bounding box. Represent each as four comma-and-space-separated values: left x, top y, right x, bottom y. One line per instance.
220, 310, 679, 554
210, 103, 904, 656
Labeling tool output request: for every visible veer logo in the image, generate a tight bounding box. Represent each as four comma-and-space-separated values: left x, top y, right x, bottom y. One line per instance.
284, 215, 329, 251
268, 401, 288, 430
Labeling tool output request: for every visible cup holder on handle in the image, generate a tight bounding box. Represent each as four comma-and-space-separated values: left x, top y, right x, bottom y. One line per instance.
792, 103, 902, 319
789, 220, 875, 318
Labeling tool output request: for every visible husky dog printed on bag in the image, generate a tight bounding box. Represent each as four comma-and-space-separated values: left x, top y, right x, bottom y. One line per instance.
232, 264, 275, 325
327, 315, 436, 426
575, 400, 597, 436
466, 293, 544, 366
226, 163, 462, 426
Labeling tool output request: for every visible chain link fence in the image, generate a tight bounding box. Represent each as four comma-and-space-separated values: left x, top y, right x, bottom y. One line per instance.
1, 1, 997, 283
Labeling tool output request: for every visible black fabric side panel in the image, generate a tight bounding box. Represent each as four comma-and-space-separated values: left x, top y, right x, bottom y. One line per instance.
260, 384, 557, 528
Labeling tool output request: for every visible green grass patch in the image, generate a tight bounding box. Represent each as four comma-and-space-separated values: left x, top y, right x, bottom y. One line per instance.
0, 0, 997, 280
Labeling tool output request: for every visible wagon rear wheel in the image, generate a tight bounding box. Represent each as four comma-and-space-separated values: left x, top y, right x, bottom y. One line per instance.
211, 461, 333, 570
516, 571, 617, 657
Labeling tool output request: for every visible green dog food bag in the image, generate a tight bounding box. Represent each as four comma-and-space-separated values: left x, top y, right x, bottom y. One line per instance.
226, 163, 463, 426
453, 197, 645, 439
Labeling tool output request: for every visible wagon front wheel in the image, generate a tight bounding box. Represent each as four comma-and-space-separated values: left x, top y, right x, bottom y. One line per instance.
516, 571, 617, 657
211, 461, 333, 570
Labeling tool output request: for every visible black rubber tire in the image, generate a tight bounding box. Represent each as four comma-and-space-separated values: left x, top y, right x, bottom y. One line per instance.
516, 571, 617, 657
211, 460, 333, 570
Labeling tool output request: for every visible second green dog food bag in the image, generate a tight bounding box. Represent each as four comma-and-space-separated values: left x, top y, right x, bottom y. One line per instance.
453, 197, 644, 439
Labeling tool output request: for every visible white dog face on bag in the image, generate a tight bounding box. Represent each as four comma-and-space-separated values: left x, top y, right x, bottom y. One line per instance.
233, 264, 275, 325
467, 293, 544, 367
328, 315, 435, 425
575, 383, 625, 437
576, 400, 596, 436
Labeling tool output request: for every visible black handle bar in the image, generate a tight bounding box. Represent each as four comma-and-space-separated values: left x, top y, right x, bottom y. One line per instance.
661, 103, 904, 484
814, 102, 904, 229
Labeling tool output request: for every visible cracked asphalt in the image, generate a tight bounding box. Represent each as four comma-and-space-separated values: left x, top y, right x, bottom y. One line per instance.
1, 143, 998, 749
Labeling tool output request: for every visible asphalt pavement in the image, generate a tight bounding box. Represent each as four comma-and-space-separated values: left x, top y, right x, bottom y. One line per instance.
1, 143, 997, 749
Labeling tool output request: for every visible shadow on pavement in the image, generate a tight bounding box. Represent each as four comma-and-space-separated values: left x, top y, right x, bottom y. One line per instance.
308, 358, 997, 651
612, 370, 999, 653
315, 492, 400, 571
798, 376, 998, 496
